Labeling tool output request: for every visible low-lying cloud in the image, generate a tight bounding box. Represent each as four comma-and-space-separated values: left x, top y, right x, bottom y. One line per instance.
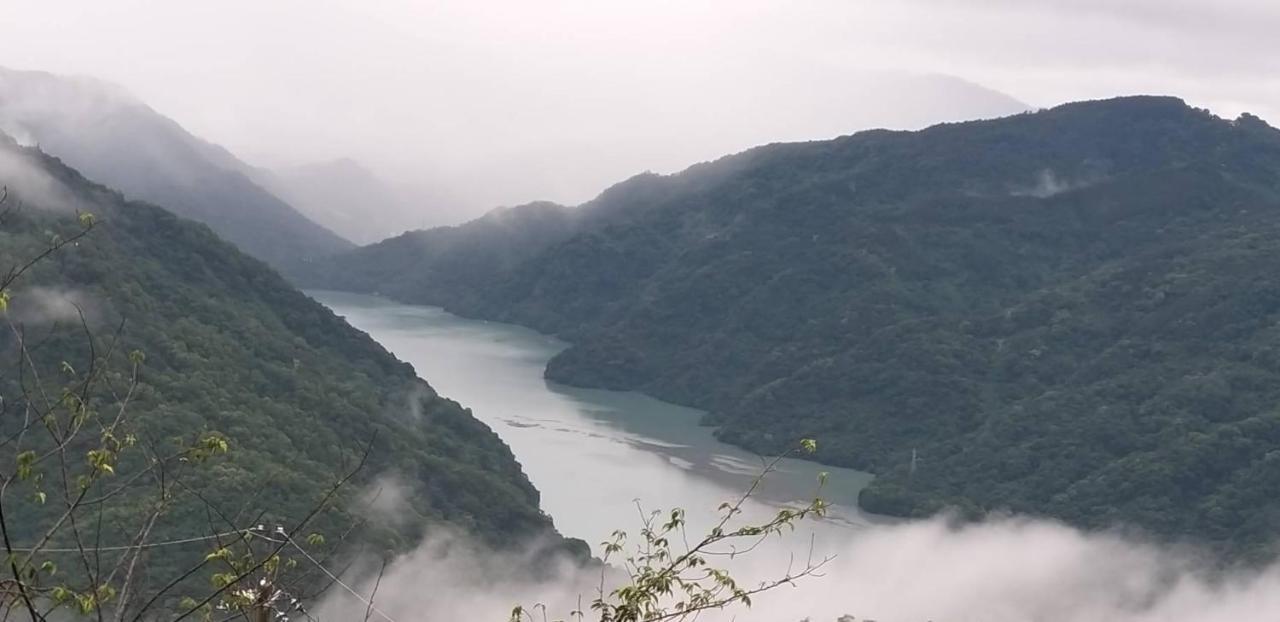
1008, 169, 1103, 199
357, 473, 414, 530
312, 532, 598, 622
0, 140, 83, 213
5, 286, 99, 327
1014, 169, 1073, 198
313, 514, 1280, 622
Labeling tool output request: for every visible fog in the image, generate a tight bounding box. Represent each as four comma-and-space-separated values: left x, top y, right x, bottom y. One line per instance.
4, 1, 1276, 222
5, 4, 1279, 618
314, 515, 1280, 622
4, 286, 100, 327
0, 141, 81, 213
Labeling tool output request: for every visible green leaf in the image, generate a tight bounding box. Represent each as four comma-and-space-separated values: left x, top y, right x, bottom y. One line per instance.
16, 450, 35, 480
800, 438, 817, 454
204, 436, 229, 454
86, 449, 116, 475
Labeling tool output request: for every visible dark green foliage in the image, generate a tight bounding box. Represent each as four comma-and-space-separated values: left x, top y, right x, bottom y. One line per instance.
314, 96, 1280, 556
0, 137, 572, 570
305, 200, 578, 306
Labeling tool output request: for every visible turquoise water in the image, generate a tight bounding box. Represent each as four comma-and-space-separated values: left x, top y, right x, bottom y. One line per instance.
310, 290, 884, 550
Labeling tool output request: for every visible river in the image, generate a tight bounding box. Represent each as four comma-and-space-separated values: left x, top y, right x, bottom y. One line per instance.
311, 290, 894, 621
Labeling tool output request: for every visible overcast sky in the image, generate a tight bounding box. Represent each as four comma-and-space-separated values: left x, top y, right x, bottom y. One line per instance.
3, 0, 1277, 216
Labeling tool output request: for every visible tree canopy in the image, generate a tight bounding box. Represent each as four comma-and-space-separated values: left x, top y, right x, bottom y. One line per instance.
311, 97, 1280, 558
0, 134, 582, 603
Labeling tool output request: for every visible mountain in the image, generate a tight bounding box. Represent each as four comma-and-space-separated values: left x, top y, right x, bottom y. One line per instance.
314, 200, 577, 305
311, 97, 1280, 556
0, 66, 352, 276
403, 72, 1031, 212
253, 158, 448, 245
0, 133, 577, 582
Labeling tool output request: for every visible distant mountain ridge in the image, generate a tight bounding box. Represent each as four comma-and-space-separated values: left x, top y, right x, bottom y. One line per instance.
312, 97, 1280, 557
252, 158, 449, 245
0, 66, 352, 276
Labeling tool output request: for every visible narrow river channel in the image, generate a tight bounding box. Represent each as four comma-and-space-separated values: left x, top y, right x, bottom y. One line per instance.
311, 290, 885, 554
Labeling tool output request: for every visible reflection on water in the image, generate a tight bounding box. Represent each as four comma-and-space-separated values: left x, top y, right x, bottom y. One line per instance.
309, 290, 888, 550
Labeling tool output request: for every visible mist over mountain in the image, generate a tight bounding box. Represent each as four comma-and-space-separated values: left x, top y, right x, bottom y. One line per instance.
7, 1, 1280, 619
252, 72, 1030, 227
253, 158, 463, 244
313, 97, 1280, 557
0, 66, 351, 276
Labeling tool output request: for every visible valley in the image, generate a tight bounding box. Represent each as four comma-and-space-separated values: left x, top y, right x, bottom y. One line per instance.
310, 290, 886, 549
3, 8, 1278, 614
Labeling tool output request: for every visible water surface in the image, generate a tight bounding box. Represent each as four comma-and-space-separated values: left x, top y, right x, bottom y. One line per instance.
310, 290, 884, 550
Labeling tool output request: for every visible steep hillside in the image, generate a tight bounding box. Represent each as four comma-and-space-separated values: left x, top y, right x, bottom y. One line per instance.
315, 97, 1280, 555
0, 66, 352, 276
0, 135, 574, 576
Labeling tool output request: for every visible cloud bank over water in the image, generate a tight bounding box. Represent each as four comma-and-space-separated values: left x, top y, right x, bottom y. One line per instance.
316, 514, 1280, 622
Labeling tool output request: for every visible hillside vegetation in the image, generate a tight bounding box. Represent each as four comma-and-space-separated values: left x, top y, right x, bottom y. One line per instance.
312, 97, 1280, 556
0, 134, 573, 571
315, 200, 578, 306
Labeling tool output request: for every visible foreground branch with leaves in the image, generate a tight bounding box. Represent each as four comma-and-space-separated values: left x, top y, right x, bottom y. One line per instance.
513, 441, 833, 622
0, 188, 365, 621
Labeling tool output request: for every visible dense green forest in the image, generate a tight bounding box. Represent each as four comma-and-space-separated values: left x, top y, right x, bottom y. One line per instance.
308, 200, 578, 307
311, 97, 1280, 557
0, 134, 578, 585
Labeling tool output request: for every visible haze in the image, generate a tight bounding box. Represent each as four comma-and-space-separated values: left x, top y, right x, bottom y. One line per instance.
4, 0, 1277, 223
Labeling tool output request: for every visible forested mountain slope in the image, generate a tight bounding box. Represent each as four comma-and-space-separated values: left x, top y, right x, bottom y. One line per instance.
0, 66, 352, 276
313, 200, 578, 308
0, 134, 571, 568
315, 97, 1280, 555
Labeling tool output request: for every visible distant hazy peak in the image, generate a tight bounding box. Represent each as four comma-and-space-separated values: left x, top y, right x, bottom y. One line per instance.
479, 200, 572, 220
253, 155, 469, 245
855, 71, 1030, 118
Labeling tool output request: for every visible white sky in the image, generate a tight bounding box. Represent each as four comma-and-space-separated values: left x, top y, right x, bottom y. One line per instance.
3, 0, 1277, 215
